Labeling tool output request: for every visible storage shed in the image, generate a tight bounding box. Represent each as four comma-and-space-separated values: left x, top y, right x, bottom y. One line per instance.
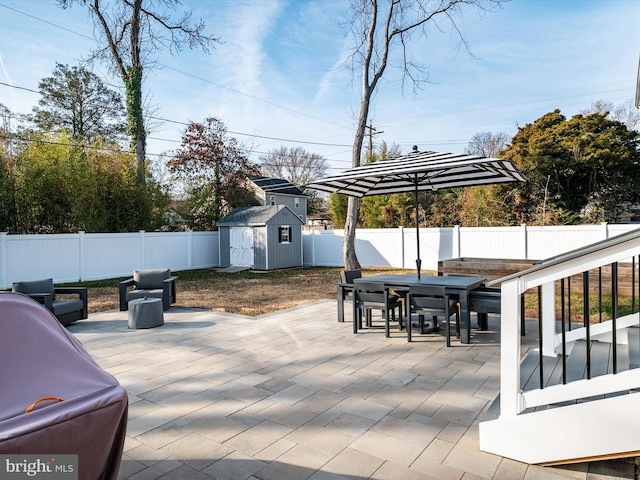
217, 205, 304, 270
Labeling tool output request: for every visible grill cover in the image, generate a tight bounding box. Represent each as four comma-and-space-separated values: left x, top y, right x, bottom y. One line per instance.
0, 293, 128, 480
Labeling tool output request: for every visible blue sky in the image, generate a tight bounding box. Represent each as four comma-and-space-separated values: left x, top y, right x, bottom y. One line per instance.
1, 0, 639, 174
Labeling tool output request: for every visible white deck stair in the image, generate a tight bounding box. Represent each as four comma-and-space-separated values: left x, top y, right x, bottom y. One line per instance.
479, 229, 640, 465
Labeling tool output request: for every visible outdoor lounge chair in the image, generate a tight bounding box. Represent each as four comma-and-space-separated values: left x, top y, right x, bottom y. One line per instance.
11, 278, 88, 327
119, 268, 177, 311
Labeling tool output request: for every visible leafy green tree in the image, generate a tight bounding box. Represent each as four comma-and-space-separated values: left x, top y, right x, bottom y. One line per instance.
32, 63, 126, 143
7, 131, 161, 233
169, 117, 259, 230
502, 109, 640, 224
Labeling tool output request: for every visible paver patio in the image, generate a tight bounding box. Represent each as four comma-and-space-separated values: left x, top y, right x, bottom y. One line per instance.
67, 300, 636, 479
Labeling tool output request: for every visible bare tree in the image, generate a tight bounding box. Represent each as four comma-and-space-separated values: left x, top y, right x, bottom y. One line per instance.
466, 131, 509, 157
259, 146, 328, 187
342, 0, 503, 270
581, 99, 640, 132
59, 0, 220, 187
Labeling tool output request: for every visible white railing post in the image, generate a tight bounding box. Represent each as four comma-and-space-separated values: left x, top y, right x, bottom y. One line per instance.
541, 281, 557, 357
500, 279, 523, 418
601, 221, 609, 240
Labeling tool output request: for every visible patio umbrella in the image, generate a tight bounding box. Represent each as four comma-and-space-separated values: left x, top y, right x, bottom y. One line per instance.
306, 149, 527, 278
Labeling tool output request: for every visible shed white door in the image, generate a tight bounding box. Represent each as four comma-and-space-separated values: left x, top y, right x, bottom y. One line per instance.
230, 227, 254, 267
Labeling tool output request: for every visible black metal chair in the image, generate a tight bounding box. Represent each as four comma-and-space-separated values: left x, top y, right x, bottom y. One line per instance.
407, 285, 459, 345
337, 269, 362, 322
352, 281, 403, 338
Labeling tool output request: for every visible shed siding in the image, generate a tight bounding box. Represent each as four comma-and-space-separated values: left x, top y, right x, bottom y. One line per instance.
265, 223, 302, 269
253, 226, 267, 270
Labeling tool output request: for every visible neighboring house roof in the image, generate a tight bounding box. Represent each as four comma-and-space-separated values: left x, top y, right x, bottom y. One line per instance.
217, 205, 304, 227
251, 176, 305, 196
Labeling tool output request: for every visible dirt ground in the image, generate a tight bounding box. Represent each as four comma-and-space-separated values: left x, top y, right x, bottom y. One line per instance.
83, 266, 411, 316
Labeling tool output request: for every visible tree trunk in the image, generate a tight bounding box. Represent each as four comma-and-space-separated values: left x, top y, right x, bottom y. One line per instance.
343, 197, 361, 270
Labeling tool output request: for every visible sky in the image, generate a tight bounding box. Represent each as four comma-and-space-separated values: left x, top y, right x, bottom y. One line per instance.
0, 0, 639, 175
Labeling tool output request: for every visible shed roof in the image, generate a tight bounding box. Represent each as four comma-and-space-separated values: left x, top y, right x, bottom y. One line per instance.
217, 205, 304, 227
251, 176, 304, 196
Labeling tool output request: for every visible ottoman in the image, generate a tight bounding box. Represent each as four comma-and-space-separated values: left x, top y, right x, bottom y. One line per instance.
128, 297, 164, 329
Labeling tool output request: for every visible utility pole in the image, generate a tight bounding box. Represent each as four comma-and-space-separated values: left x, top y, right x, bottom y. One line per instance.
364, 121, 383, 161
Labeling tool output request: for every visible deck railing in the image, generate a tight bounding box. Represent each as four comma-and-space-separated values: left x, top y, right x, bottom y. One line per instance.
496, 229, 640, 418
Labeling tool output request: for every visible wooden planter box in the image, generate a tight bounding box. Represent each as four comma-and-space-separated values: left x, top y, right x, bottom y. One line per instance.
438, 257, 639, 297
437, 257, 541, 284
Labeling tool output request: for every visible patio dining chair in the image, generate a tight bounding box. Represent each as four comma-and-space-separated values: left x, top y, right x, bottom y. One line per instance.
352, 281, 403, 338
407, 285, 459, 346
337, 269, 362, 322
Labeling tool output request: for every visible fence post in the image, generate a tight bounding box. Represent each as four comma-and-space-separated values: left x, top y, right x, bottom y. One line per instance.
399, 226, 404, 268
78, 231, 85, 281
187, 229, 193, 269
139, 230, 145, 267
0, 232, 7, 289
521, 224, 528, 259
452, 225, 460, 258
601, 222, 609, 240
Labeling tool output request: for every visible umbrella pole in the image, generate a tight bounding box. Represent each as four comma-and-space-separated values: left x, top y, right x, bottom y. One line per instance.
414, 177, 421, 279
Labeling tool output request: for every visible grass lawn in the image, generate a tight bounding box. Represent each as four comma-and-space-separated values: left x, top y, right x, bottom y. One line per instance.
74, 266, 415, 316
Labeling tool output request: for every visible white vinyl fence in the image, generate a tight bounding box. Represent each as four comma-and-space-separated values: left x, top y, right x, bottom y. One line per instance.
2, 223, 639, 289
0, 230, 219, 289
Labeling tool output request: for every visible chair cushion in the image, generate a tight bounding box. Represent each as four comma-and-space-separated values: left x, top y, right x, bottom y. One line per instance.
127, 289, 163, 302
51, 300, 84, 316
133, 269, 170, 289
12, 279, 55, 298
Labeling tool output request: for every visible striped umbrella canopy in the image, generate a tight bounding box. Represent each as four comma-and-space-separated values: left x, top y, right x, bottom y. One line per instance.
306, 150, 527, 278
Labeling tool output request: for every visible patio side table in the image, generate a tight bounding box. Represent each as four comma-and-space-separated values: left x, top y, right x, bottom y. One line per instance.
128, 297, 164, 329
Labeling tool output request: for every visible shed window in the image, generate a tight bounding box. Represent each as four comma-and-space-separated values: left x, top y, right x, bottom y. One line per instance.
278, 226, 291, 244
270, 195, 276, 206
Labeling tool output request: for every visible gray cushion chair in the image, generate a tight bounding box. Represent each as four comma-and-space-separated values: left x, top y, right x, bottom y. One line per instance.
119, 269, 177, 311
11, 278, 88, 327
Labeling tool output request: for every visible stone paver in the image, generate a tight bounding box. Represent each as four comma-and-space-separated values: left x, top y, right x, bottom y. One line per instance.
65, 300, 635, 480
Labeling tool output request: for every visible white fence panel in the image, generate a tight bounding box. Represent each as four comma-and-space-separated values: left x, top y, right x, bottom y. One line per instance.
0, 230, 220, 289
82, 233, 141, 280
355, 228, 404, 268
526, 225, 605, 260
458, 226, 526, 259
192, 231, 219, 268
6, 234, 80, 284
303, 230, 344, 266
144, 232, 191, 270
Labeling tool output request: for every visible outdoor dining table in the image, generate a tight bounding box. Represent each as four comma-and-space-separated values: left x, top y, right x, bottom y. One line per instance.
353, 273, 487, 344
